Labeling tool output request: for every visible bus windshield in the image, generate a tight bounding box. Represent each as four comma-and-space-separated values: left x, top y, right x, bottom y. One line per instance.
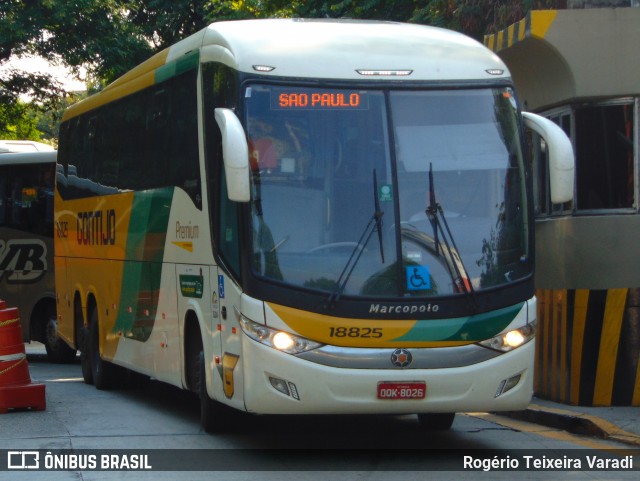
245, 85, 529, 299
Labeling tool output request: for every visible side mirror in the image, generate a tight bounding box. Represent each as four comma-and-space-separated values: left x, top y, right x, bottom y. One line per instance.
215, 108, 250, 202
522, 111, 575, 204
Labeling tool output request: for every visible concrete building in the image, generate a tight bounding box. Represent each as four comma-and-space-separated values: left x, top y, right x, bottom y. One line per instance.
485, 2, 640, 406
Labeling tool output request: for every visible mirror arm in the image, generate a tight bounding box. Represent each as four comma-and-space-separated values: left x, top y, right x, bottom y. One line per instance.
522, 111, 575, 205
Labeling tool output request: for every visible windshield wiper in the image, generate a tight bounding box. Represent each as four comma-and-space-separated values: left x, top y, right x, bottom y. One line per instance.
373, 169, 385, 264
326, 169, 385, 309
425, 163, 475, 296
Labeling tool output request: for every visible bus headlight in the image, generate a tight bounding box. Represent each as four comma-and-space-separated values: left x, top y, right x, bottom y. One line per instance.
239, 316, 323, 355
478, 321, 536, 352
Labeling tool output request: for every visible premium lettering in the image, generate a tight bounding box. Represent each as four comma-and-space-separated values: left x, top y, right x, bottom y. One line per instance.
176, 221, 199, 240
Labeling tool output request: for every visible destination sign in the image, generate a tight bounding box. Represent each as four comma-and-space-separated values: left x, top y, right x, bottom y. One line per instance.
272, 89, 369, 110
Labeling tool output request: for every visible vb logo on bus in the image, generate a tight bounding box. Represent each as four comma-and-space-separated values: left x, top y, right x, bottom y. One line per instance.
0, 239, 47, 283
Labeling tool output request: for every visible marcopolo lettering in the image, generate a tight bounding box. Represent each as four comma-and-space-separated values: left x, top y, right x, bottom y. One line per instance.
0, 239, 47, 282
369, 303, 439, 314
76, 209, 116, 246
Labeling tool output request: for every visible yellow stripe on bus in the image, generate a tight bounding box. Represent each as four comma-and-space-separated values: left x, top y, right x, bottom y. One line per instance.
54, 190, 137, 360
62, 49, 170, 122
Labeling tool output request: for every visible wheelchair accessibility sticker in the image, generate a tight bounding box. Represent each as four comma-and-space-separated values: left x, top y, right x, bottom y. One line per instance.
406, 266, 431, 290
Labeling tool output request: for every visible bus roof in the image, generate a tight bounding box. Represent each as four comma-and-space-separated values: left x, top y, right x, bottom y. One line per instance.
63, 19, 511, 121
200, 19, 509, 80
0, 140, 55, 153
0, 150, 57, 166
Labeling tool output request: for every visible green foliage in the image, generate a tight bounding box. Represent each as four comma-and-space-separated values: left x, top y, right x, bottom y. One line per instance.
293, 0, 416, 22
0, 102, 42, 141
293, 1, 558, 39
1, 0, 559, 144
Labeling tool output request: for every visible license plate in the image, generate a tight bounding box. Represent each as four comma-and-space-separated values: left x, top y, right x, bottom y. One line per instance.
377, 382, 426, 400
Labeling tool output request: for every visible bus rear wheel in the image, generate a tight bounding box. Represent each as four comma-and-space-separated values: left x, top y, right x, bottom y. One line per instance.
88, 308, 120, 390
417, 412, 455, 431
79, 327, 93, 385
43, 303, 77, 363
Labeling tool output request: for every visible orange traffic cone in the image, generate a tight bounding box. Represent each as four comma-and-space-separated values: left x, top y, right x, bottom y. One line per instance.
0, 304, 46, 413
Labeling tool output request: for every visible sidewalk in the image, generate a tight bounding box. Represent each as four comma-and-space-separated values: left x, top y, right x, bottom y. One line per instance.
22, 342, 640, 447
499, 397, 640, 447
504, 397, 640, 447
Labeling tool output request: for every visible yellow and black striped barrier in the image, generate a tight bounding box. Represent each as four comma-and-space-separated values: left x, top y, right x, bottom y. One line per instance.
483, 10, 557, 53
535, 288, 640, 406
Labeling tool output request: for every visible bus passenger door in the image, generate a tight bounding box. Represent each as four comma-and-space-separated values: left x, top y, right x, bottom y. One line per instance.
174, 264, 214, 387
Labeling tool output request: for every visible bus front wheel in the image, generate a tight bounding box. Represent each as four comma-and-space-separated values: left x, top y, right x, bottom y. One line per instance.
197, 350, 234, 434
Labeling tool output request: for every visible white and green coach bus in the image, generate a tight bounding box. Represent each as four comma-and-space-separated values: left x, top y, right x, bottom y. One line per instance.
54, 19, 573, 432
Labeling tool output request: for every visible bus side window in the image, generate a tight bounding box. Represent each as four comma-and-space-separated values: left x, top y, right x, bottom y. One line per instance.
203, 62, 241, 277
0, 170, 6, 225
146, 88, 170, 190
10, 176, 22, 227
39, 163, 55, 236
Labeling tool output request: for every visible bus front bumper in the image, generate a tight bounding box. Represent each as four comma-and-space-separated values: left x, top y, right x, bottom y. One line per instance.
240, 336, 534, 415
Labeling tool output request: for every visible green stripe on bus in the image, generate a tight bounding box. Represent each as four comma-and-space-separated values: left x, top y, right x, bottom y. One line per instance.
113, 187, 174, 341
155, 50, 200, 84
391, 303, 524, 342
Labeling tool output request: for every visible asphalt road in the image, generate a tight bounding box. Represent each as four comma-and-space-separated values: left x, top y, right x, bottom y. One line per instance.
0, 351, 638, 480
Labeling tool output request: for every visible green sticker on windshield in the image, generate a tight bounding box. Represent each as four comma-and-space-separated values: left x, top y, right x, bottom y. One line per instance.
378, 184, 393, 202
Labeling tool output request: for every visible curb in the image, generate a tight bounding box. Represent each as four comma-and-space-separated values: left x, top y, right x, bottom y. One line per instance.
503, 403, 640, 447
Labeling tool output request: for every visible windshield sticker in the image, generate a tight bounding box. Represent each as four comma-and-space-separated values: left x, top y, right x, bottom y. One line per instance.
406, 266, 431, 291
378, 184, 393, 202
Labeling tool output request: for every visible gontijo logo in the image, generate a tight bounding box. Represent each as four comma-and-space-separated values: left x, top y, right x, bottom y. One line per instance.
76, 209, 116, 246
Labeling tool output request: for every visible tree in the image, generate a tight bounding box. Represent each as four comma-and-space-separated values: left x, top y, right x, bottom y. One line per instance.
1, 0, 559, 143
293, 0, 416, 22
293, 1, 559, 40
0, 101, 42, 140
1, 1, 165, 139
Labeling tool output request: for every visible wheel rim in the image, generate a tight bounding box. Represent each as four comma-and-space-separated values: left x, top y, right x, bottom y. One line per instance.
45, 317, 59, 346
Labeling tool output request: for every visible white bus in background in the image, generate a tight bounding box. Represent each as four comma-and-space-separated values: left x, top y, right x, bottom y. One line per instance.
54, 19, 574, 432
0, 140, 55, 154
0, 150, 76, 362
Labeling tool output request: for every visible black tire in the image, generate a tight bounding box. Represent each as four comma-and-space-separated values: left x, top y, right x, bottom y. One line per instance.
197, 350, 233, 434
417, 412, 456, 431
75, 299, 93, 384
43, 303, 77, 363
79, 324, 93, 385
88, 308, 120, 390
